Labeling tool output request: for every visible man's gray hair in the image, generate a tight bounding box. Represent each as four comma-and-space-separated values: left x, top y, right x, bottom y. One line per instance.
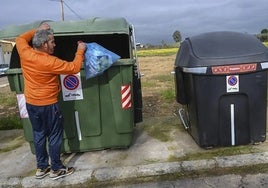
32, 29, 54, 48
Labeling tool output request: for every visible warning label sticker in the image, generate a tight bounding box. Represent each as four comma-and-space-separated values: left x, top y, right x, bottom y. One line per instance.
60, 73, 83, 101
226, 75, 239, 93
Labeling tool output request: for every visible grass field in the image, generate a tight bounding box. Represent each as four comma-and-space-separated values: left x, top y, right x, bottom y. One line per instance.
138, 41, 268, 57
137, 47, 178, 57
0, 87, 21, 130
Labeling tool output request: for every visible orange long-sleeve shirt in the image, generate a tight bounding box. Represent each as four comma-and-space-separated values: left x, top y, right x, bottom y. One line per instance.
15, 29, 85, 106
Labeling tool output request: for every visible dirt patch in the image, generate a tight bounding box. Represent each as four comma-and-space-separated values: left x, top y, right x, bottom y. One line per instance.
138, 55, 179, 118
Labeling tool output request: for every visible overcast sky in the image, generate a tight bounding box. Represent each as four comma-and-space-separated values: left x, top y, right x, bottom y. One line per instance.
0, 0, 268, 44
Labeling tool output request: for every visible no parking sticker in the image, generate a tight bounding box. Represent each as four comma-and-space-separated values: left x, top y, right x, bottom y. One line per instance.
60, 73, 83, 101
226, 75, 239, 93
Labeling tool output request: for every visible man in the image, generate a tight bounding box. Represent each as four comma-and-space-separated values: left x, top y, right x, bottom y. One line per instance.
15, 22, 86, 180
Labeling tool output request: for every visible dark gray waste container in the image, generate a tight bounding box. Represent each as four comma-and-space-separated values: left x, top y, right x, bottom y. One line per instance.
174, 31, 268, 148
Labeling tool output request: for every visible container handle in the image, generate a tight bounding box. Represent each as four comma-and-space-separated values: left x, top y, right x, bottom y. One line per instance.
178, 108, 189, 130
131, 24, 141, 79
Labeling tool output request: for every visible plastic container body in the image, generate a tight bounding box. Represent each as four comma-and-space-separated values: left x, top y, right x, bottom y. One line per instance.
175, 31, 268, 147
3, 18, 142, 153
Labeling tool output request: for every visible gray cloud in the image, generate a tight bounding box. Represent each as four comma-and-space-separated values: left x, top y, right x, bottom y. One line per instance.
0, 0, 267, 44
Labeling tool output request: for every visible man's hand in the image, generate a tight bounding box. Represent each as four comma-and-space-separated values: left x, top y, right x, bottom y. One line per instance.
77, 41, 86, 51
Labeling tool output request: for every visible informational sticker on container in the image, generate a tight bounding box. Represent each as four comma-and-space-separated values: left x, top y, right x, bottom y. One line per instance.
16, 94, 28, 118
226, 75, 239, 93
60, 73, 83, 101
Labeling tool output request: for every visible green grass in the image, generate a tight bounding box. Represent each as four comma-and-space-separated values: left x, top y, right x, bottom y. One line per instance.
152, 74, 173, 82
141, 81, 159, 88
137, 48, 178, 57
137, 42, 267, 58
150, 74, 175, 102
161, 89, 175, 101
0, 91, 17, 106
168, 145, 261, 162
0, 136, 24, 153
0, 114, 22, 130
142, 116, 179, 142
0, 90, 22, 130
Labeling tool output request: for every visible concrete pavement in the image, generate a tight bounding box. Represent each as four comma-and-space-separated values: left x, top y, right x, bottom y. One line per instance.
110, 173, 268, 188
1, 115, 268, 187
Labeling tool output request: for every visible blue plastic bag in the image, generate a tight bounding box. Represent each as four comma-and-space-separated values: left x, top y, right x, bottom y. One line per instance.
84, 42, 121, 79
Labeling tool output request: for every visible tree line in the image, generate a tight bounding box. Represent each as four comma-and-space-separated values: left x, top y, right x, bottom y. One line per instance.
257, 29, 268, 42
139, 29, 267, 49
172, 29, 268, 43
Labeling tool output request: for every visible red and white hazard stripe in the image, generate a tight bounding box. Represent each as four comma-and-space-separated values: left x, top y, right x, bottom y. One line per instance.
16, 94, 29, 118
121, 84, 132, 109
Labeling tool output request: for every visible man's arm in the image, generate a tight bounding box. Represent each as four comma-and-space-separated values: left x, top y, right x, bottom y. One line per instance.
15, 22, 50, 54
15, 29, 36, 59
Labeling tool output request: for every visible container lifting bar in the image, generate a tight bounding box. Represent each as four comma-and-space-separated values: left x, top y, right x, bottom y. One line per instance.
131, 24, 141, 79
75, 111, 82, 141
230, 104, 235, 146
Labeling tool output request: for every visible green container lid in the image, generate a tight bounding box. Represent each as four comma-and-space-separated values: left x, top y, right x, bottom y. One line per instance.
0, 17, 132, 40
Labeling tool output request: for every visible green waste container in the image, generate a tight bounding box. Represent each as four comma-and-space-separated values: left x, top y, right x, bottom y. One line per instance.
2, 17, 143, 154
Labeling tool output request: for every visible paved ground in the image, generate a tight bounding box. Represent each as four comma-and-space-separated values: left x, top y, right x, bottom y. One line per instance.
1, 119, 268, 188
1, 75, 268, 187
113, 173, 268, 188
102, 155, 268, 188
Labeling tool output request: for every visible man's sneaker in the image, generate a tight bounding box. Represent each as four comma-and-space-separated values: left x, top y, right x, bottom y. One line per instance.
50, 167, 75, 180
35, 166, 51, 179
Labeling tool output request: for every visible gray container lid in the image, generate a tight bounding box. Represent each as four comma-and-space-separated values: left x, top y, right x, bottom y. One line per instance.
175, 31, 268, 74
